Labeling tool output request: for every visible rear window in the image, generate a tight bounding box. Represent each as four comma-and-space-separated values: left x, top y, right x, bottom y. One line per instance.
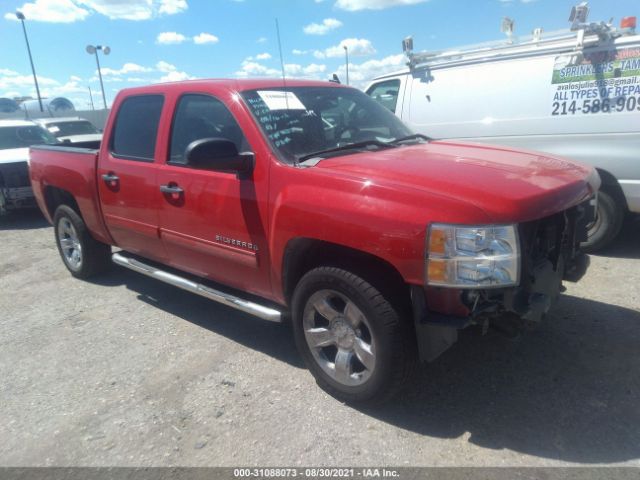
0, 125, 58, 150
111, 95, 164, 161
47, 120, 100, 137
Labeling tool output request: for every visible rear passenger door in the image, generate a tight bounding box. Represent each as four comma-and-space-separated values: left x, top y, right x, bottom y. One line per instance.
98, 94, 167, 261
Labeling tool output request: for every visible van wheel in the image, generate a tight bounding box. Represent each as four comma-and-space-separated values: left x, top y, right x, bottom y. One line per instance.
581, 190, 623, 253
53, 205, 111, 279
291, 267, 415, 404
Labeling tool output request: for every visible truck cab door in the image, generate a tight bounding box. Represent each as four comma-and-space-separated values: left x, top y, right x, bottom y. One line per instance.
98, 94, 167, 262
156, 93, 272, 299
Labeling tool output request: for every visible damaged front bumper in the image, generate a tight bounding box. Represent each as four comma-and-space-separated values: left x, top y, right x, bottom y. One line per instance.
412, 197, 595, 362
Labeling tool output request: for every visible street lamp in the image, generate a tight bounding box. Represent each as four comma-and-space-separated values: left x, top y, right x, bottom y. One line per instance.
343, 45, 349, 86
86, 44, 110, 109
16, 11, 43, 112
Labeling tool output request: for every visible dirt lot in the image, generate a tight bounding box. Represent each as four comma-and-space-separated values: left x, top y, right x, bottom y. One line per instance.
1, 210, 639, 467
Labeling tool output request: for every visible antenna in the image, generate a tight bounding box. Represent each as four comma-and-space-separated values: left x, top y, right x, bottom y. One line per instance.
275, 18, 289, 109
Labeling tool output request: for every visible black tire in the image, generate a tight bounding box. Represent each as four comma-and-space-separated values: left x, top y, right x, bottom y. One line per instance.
581, 190, 624, 253
291, 267, 416, 404
53, 205, 111, 279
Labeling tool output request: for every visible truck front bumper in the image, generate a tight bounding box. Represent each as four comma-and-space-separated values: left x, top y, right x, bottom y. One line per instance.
411, 198, 594, 362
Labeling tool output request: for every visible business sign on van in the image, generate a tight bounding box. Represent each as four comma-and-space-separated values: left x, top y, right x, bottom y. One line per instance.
550, 47, 640, 116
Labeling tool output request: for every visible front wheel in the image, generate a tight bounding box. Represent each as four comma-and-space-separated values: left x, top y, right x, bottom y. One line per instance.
54, 205, 111, 279
291, 267, 415, 404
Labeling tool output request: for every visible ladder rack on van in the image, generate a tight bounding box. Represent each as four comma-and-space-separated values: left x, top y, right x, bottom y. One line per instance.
403, 2, 637, 71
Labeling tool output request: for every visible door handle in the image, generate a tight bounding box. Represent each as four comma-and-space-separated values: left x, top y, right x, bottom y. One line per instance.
102, 173, 119, 187
160, 184, 184, 195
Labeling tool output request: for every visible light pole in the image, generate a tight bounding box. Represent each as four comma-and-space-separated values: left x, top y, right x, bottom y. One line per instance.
86, 44, 110, 109
16, 11, 43, 112
343, 45, 349, 86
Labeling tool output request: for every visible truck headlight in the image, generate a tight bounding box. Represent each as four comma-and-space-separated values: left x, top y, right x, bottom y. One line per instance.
427, 224, 520, 288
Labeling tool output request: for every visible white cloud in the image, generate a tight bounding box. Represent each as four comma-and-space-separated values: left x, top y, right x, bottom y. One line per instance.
157, 31, 188, 44
0, 71, 93, 108
158, 0, 187, 15
245, 53, 272, 61
156, 61, 177, 72
335, 53, 405, 87
157, 70, 195, 83
292, 49, 308, 55
193, 32, 219, 44
316, 38, 376, 59
69, 75, 83, 82
236, 60, 326, 80
235, 61, 281, 78
257, 37, 267, 43
99, 63, 153, 76
303, 18, 343, 35
5, 0, 188, 23
335, 0, 428, 10
0, 69, 19, 76
5, 0, 89, 23
0, 73, 59, 92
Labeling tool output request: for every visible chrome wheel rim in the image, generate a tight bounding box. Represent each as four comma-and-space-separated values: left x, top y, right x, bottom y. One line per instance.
303, 289, 376, 387
57, 218, 82, 270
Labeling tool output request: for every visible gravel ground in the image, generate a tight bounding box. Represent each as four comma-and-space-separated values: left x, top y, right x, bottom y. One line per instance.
1, 210, 639, 467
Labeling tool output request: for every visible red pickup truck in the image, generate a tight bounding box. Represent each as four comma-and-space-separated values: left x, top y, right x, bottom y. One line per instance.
30, 79, 598, 403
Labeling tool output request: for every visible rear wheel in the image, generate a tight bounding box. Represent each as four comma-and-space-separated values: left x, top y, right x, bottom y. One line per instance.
581, 190, 624, 252
292, 267, 415, 404
54, 205, 111, 279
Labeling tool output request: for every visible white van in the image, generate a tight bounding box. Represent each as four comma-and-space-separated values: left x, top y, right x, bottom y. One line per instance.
366, 3, 639, 251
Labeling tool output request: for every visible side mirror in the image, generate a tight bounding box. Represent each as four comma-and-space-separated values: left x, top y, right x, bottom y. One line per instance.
185, 138, 253, 176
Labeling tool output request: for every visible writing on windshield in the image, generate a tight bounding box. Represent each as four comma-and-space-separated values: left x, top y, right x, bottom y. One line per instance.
241, 86, 412, 163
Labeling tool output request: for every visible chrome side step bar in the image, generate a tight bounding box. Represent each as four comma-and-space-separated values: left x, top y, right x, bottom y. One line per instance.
112, 252, 282, 323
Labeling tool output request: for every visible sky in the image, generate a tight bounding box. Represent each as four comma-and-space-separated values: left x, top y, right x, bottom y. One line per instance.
1, 0, 638, 109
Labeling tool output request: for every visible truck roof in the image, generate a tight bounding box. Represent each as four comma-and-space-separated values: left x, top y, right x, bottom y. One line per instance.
0, 119, 37, 128
117, 78, 347, 97
34, 117, 89, 125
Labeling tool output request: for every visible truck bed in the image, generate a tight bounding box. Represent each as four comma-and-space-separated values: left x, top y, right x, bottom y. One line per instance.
29, 144, 113, 245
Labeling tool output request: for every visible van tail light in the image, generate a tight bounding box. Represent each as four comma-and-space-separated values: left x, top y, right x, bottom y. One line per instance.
621, 16, 636, 29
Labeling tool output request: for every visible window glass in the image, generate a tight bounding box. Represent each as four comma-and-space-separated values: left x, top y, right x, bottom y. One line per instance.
366, 79, 401, 113
47, 121, 100, 137
0, 125, 58, 150
169, 94, 247, 165
111, 95, 164, 160
241, 87, 412, 163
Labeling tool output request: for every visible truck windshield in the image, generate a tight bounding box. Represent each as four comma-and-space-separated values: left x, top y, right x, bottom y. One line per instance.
241, 86, 414, 163
46, 121, 100, 137
0, 126, 58, 150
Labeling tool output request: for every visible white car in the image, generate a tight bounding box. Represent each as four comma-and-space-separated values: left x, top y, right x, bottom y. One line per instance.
34, 117, 102, 147
0, 120, 58, 214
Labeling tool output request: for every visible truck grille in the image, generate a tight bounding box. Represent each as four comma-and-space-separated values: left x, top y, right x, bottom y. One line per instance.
0, 162, 30, 188
519, 197, 594, 276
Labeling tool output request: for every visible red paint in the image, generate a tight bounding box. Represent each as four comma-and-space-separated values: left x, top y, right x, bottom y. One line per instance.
29, 79, 599, 313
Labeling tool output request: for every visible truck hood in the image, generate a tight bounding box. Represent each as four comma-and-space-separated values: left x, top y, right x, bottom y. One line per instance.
0, 148, 29, 165
314, 140, 599, 223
